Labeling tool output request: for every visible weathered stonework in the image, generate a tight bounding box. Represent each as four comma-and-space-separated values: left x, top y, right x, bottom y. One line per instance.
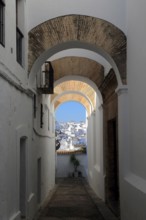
28, 15, 126, 83
51, 57, 104, 87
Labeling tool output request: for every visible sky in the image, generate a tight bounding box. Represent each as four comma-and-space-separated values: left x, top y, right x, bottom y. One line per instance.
55, 101, 86, 122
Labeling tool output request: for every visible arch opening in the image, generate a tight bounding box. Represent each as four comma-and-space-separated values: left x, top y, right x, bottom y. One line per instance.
54, 75, 103, 105
29, 41, 124, 88
28, 15, 125, 215
55, 101, 88, 178
52, 77, 100, 115
28, 15, 126, 88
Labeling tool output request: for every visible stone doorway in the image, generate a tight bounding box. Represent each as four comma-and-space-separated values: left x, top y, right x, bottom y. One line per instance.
105, 118, 120, 216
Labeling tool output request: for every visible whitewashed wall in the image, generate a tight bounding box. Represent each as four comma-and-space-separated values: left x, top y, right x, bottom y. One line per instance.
1, 1, 146, 220
0, 75, 56, 220
56, 154, 87, 178
33, 135, 55, 204
87, 94, 104, 201
32, 83, 56, 209
0, 1, 28, 87
119, 1, 146, 219
87, 113, 94, 184
0, 2, 32, 218
0, 2, 56, 217
0, 77, 33, 220
93, 97, 104, 200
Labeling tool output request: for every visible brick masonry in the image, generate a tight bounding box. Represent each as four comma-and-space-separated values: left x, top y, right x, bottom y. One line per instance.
28, 15, 126, 84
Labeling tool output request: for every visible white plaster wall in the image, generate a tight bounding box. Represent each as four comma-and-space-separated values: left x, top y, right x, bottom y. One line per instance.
33, 92, 56, 207
0, 71, 56, 220
0, 76, 33, 220
56, 154, 87, 178
87, 98, 104, 201
34, 135, 55, 205
27, 0, 127, 33
92, 97, 104, 200
0, 1, 28, 87
3, 1, 146, 219
87, 114, 94, 185
127, 0, 146, 180
119, 1, 146, 219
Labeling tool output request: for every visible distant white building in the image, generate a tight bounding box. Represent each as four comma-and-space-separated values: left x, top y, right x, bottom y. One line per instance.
1, 1, 146, 220
56, 121, 87, 150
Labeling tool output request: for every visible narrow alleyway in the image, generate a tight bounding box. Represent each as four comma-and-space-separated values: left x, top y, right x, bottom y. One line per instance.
38, 178, 119, 220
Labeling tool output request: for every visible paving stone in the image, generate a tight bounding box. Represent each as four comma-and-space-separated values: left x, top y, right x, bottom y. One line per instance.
38, 178, 119, 220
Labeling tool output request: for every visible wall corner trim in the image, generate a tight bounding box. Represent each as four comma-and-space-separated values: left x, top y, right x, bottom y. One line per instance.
115, 85, 128, 96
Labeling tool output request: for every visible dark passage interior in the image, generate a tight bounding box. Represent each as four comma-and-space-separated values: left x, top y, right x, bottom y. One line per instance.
105, 118, 120, 216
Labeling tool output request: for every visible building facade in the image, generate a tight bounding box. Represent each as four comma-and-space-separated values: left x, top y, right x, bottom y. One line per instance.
0, 1, 146, 220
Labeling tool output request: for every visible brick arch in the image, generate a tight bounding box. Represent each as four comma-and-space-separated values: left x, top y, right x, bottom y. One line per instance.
28, 15, 126, 84
48, 56, 104, 86
54, 93, 91, 116
51, 79, 96, 114
54, 75, 103, 106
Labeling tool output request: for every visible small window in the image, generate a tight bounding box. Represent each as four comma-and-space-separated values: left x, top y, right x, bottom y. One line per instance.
16, 0, 24, 66
16, 27, 23, 65
0, 0, 5, 46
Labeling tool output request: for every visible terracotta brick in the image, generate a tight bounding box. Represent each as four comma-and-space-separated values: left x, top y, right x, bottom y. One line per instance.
28, 15, 126, 83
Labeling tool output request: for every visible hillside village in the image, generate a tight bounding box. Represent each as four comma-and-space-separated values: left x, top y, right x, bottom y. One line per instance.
55, 121, 87, 153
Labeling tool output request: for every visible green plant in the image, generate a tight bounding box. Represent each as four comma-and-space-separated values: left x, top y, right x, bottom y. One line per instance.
70, 154, 80, 172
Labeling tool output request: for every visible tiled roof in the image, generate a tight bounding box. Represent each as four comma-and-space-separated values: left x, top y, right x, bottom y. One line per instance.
57, 149, 86, 155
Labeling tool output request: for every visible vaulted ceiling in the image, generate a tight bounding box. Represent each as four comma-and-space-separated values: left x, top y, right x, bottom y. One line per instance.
51, 57, 104, 85
29, 15, 126, 82
52, 80, 96, 113
29, 15, 126, 110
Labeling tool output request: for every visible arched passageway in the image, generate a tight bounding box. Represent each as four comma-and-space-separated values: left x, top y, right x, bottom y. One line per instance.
28, 15, 126, 87
3, 1, 146, 220
28, 14, 127, 219
51, 74, 120, 215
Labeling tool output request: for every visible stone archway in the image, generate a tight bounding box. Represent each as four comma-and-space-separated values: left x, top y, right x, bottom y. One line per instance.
54, 93, 91, 116
52, 91, 93, 115
28, 15, 126, 86
28, 14, 127, 213
52, 76, 101, 111
54, 75, 103, 106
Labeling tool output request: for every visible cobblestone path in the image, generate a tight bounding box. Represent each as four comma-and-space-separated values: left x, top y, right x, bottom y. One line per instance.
38, 178, 119, 220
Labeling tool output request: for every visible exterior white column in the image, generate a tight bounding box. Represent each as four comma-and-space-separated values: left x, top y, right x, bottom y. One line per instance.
116, 85, 130, 220
91, 111, 96, 169
98, 104, 104, 177
94, 104, 105, 200
87, 113, 94, 183
116, 86, 130, 176
87, 116, 90, 180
